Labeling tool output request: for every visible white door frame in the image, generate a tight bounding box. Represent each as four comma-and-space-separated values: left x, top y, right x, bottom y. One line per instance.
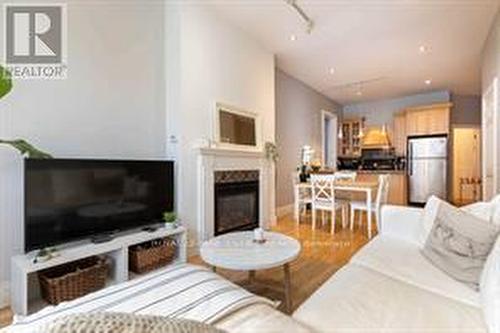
482, 77, 498, 200
321, 110, 338, 168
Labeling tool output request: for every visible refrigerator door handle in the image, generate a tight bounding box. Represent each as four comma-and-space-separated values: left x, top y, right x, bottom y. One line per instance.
408, 141, 413, 176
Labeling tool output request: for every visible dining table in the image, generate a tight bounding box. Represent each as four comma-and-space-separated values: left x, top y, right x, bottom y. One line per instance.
294, 179, 379, 238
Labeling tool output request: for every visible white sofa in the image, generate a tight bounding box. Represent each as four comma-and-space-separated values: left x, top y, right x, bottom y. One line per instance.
293, 203, 499, 333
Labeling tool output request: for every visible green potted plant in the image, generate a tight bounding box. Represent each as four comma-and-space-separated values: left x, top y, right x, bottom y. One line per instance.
34, 247, 58, 263
163, 211, 177, 230
0, 65, 52, 158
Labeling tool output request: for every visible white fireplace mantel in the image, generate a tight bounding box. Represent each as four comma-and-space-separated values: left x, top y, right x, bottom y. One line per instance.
196, 146, 266, 158
195, 146, 276, 244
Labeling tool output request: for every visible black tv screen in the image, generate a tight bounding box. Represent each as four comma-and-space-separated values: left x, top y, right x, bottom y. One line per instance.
24, 159, 174, 253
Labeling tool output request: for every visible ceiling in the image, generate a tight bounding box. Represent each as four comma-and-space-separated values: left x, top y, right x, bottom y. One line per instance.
206, 0, 500, 104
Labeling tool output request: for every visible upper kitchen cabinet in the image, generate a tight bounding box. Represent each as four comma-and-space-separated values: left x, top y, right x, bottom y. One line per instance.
405, 103, 452, 136
392, 112, 407, 156
340, 118, 364, 157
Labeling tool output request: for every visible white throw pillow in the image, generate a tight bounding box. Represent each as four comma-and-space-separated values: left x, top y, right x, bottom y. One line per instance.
480, 236, 500, 333
422, 202, 500, 290
421, 197, 498, 248
43, 313, 226, 333
419, 195, 441, 247
462, 202, 494, 223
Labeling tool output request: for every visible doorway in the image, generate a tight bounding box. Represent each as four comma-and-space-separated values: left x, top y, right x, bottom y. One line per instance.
321, 110, 338, 168
452, 127, 481, 205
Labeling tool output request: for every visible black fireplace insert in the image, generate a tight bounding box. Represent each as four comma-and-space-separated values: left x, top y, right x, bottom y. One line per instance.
214, 171, 259, 235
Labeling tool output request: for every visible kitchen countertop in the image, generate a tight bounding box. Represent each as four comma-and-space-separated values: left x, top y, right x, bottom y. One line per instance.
341, 169, 407, 175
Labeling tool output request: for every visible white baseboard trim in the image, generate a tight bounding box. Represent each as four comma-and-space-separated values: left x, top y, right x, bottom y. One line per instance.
276, 204, 293, 218
0, 281, 10, 308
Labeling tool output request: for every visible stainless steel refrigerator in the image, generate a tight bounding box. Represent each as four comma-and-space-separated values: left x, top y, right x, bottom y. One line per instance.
408, 136, 448, 205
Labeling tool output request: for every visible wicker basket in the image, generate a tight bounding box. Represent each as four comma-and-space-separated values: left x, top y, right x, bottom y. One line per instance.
38, 256, 108, 305
129, 238, 177, 274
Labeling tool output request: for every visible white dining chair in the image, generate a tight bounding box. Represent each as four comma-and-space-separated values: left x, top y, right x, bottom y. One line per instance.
334, 171, 357, 227
310, 174, 346, 234
292, 171, 312, 224
349, 174, 390, 237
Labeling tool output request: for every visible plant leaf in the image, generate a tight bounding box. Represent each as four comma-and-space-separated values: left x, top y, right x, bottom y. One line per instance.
0, 65, 13, 100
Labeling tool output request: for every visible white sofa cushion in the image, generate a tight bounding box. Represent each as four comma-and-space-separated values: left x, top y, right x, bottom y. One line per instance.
480, 236, 500, 333
380, 205, 423, 244
293, 263, 486, 333
351, 236, 481, 307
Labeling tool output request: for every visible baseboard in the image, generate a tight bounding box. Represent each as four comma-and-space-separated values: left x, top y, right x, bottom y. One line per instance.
276, 204, 293, 218
0, 282, 10, 308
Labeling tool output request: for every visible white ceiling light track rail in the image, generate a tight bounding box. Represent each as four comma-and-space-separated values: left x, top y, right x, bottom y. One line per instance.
327, 77, 387, 91
324, 77, 388, 97
284, 0, 314, 34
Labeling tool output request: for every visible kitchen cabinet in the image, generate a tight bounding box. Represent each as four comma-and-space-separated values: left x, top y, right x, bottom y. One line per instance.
339, 118, 364, 157
392, 113, 407, 156
388, 173, 408, 205
356, 172, 407, 206
405, 103, 451, 137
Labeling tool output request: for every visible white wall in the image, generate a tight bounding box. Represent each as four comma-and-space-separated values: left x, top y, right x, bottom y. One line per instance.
482, 10, 500, 91
343, 90, 450, 125
0, 1, 275, 308
0, 0, 166, 307
165, 4, 275, 247
481, 10, 500, 196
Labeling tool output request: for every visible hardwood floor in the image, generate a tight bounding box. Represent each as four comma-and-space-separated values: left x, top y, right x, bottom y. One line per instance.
190, 213, 372, 314
0, 212, 372, 328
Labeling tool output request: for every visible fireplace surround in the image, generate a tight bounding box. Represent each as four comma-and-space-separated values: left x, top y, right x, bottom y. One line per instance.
196, 147, 276, 243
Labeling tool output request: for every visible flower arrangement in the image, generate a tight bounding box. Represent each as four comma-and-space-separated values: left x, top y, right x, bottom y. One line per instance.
311, 158, 322, 172
265, 142, 278, 162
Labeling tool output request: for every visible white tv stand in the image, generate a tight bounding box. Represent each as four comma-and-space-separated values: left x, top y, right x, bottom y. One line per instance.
11, 225, 187, 316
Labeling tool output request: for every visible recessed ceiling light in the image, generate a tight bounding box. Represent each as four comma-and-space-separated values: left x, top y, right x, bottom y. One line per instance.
329, 68, 335, 75
290, 34, 297, 41
419, 45, 429, 54
425, 79, 432, 85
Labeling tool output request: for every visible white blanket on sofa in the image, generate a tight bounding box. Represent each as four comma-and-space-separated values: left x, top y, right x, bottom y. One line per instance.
5, 264, 276, 333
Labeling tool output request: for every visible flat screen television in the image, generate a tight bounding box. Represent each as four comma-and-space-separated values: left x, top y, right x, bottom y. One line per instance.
24, 159, 174, 253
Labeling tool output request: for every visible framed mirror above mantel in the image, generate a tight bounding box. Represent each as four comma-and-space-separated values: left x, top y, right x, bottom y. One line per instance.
213, 102, 262, 151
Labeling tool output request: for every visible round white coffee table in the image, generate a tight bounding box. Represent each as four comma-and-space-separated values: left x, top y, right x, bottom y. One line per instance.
200, 231, 301, 312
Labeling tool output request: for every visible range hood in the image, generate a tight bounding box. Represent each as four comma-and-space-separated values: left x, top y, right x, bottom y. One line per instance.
362, 126, 391, 149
